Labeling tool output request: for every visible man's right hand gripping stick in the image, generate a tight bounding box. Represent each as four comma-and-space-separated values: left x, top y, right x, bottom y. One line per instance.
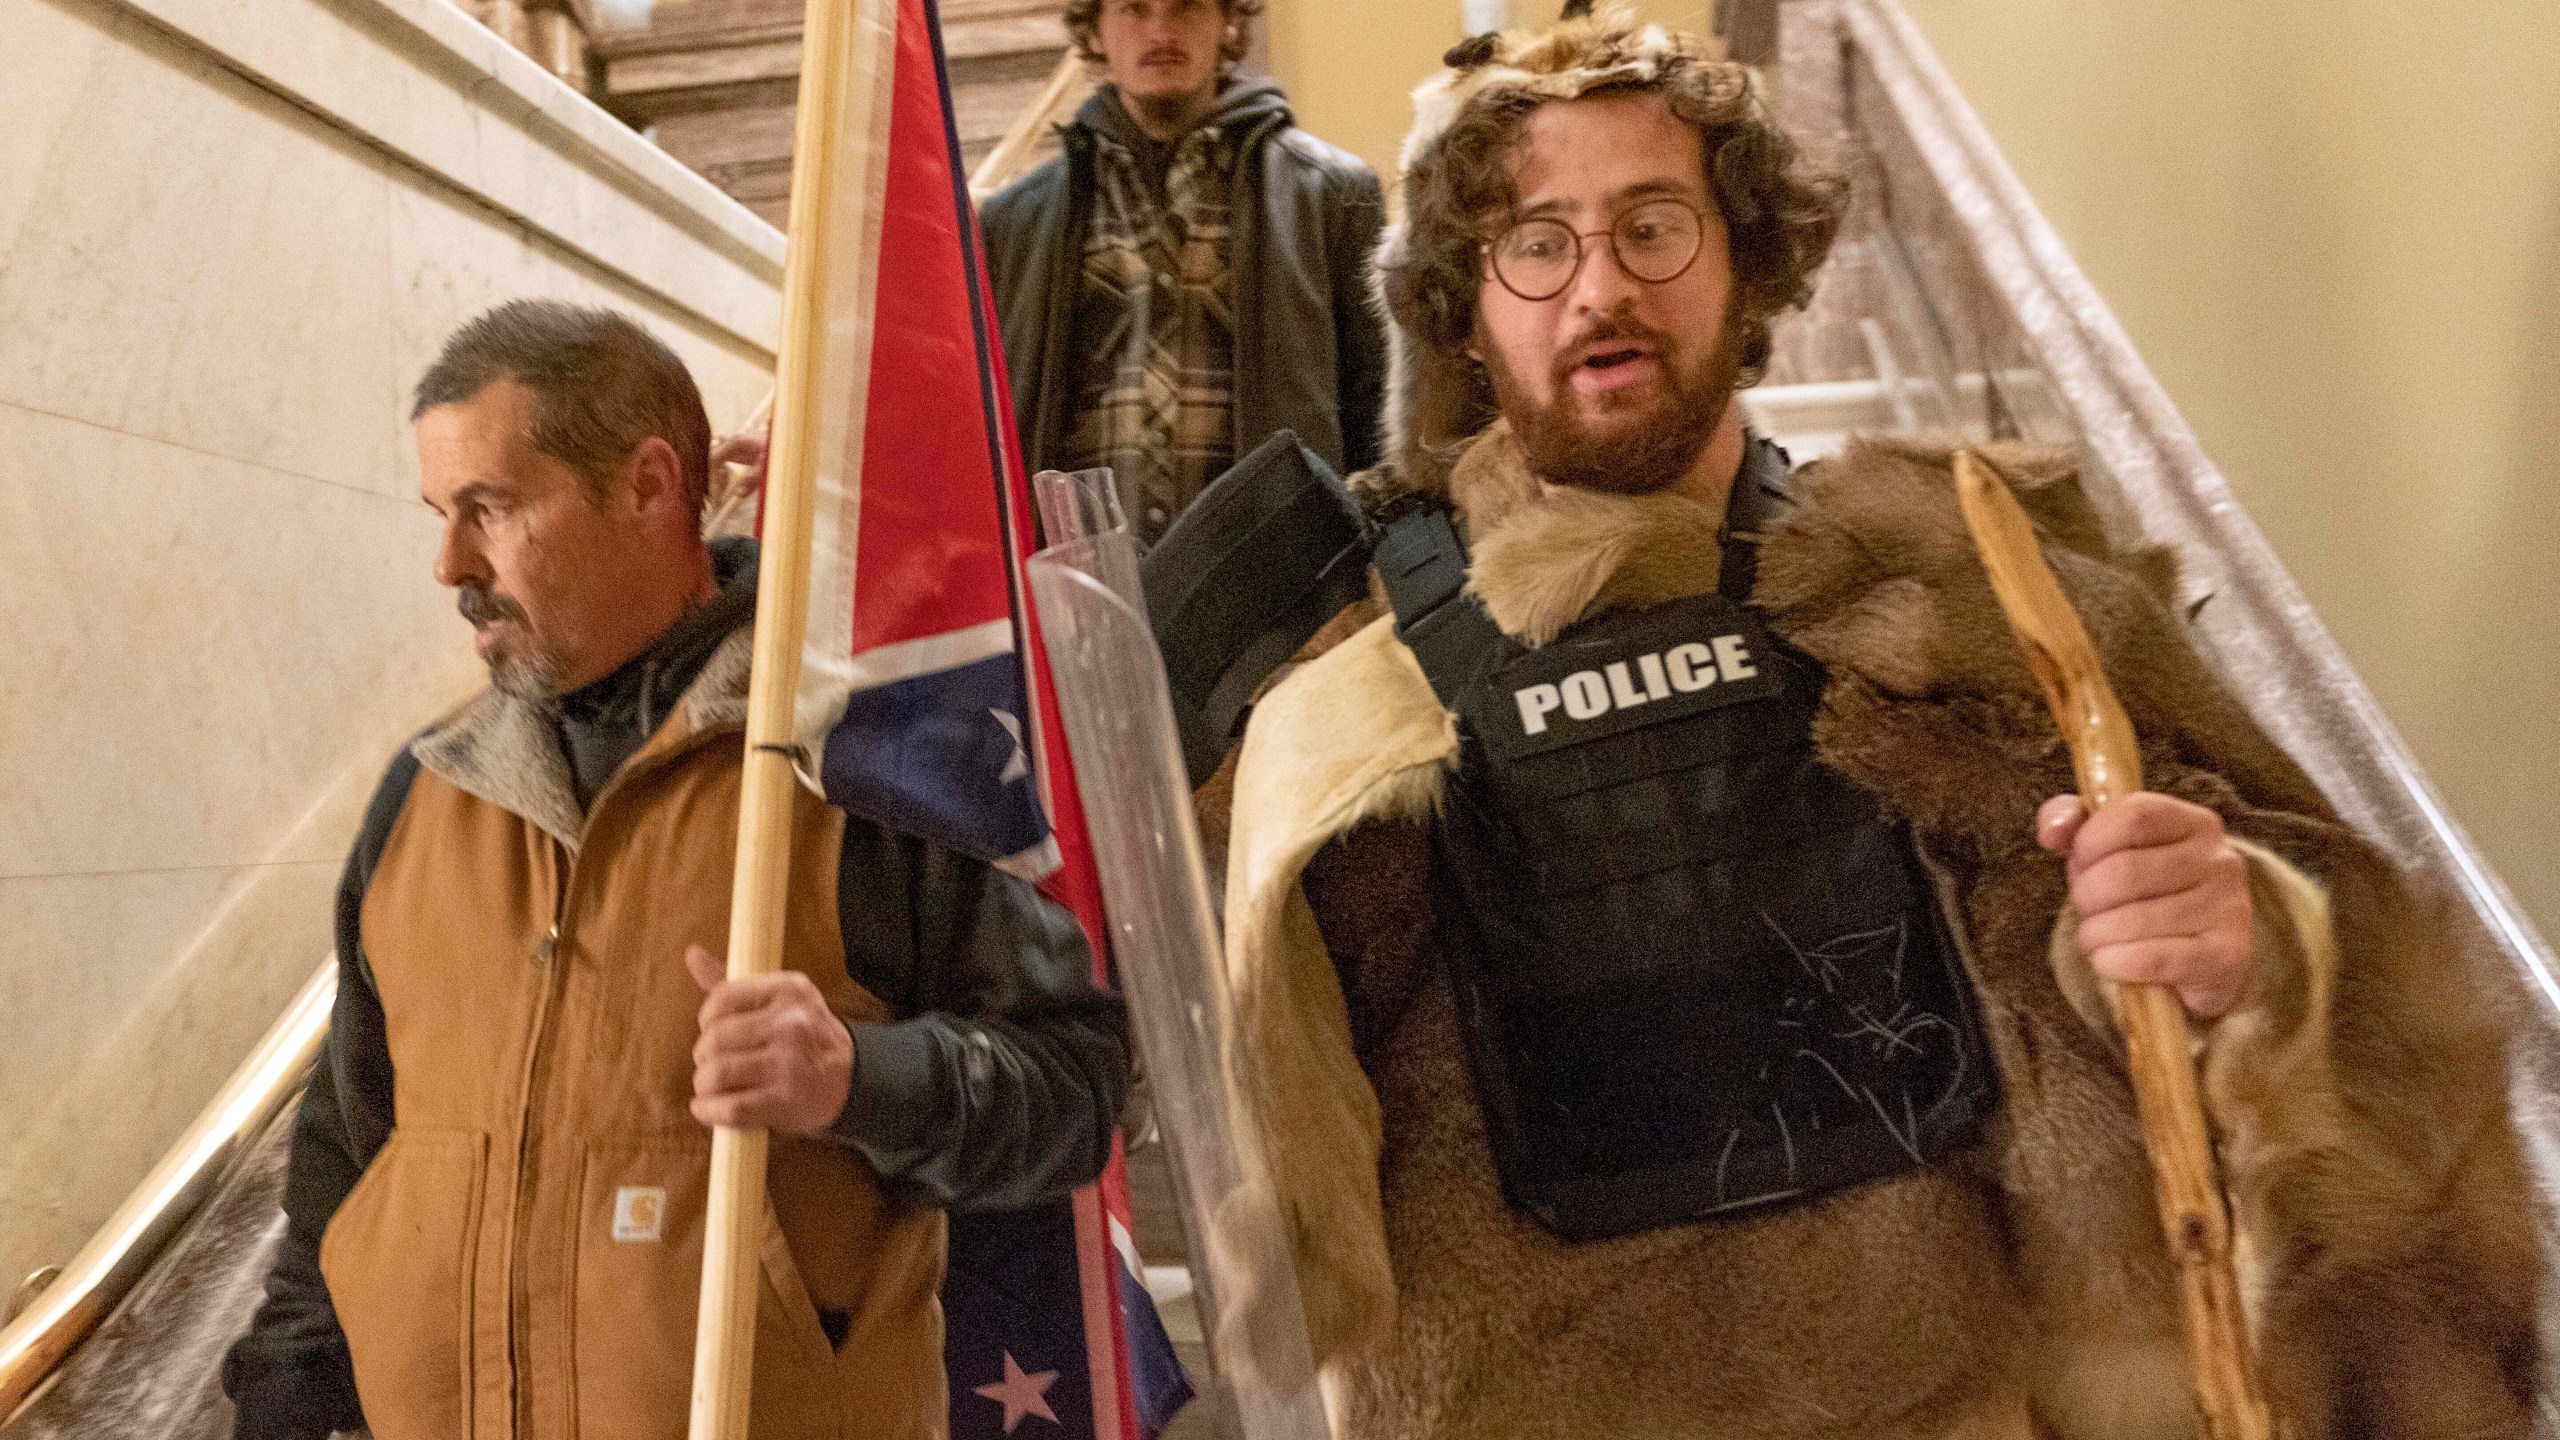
1951, 449, 2277, 1440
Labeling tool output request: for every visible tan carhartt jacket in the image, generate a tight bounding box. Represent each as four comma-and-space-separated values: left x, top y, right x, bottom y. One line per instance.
319, 626, 944, 1440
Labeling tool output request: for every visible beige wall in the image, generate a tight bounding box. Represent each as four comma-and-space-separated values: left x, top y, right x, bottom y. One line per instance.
1264, 0, 1460, 182
1269, 0, 2558, 937
0, 0, 779, 1289
1267, 0, 1721, 181
1895, 0, 2560, 934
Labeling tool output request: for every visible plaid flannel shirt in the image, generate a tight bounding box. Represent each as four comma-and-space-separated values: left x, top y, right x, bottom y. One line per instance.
1059, 121, 1241, 544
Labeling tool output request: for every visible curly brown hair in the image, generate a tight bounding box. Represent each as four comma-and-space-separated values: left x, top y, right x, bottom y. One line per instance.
1383, 41, 1845, 397
1062, 0, 1263, 72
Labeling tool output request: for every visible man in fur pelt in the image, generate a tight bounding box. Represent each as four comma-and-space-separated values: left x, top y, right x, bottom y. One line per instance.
1214, 11, 2541, 1439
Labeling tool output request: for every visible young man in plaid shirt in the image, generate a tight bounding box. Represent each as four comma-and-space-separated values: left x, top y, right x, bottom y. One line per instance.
980, 0, 1386, 544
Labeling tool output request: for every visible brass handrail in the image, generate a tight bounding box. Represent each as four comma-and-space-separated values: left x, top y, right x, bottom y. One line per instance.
0, 959, 336, 1421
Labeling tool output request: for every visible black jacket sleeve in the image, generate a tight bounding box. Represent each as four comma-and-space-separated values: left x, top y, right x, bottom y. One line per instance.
222, 750, 414, 1440
1328, 162, 1389, 476
826, 820, 1131, 1212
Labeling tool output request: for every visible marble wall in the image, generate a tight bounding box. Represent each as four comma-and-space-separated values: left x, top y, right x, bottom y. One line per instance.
0, 0, 781, 1293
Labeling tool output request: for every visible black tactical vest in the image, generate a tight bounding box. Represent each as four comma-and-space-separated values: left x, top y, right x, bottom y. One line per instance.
1376, 438, 1996, 1242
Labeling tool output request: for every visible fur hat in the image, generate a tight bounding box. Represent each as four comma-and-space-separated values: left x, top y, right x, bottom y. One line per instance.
1397, 3, 1723, 179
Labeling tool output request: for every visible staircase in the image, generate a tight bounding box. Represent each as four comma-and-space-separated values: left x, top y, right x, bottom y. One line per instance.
8, 1, 2556, 1436
590, 0, 1076, 226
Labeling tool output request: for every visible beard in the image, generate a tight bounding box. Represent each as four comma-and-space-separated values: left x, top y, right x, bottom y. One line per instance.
459, 584, 563, 704
1485, 300, 1749, 496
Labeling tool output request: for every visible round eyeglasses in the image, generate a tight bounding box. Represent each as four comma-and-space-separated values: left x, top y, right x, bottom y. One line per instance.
1484, 198, 1707, 303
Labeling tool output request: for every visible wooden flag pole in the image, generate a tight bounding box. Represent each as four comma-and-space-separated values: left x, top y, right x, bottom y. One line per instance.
689, 0, 894, 1435
1950, 451, 2276, 1440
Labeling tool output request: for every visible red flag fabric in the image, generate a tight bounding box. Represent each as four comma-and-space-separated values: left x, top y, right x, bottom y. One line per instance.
766, 0, 1190, 1434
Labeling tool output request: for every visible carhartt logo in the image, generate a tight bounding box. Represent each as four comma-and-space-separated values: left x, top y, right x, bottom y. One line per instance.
1514, 634, 1759, 736
613, 1186, 666, 1242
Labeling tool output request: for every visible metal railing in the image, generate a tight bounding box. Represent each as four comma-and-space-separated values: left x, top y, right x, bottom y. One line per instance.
1792, 0, 2556, 1002
0, 962, 335, 1423
7, 0, 2553, 1426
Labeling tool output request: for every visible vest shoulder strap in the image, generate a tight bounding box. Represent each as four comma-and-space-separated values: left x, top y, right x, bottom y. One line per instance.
1381, 434, 1796, 702
1717, 434, 1794, 603
1375, 505, 1507, 710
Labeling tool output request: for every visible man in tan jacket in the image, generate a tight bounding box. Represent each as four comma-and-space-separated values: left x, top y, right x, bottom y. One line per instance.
222, 300, 1130, 1440
1215, 11, 2540, 1439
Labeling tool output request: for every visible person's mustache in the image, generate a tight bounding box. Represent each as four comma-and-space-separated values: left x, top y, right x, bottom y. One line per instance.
1553, 312, 1676, 386
457, 585, 527, 626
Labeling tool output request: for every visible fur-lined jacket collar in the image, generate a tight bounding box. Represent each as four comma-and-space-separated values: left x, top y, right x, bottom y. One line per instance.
409, 561, 757, 851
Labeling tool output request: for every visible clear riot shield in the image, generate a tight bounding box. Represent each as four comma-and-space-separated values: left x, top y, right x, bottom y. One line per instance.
1026, 470, 1329, 1440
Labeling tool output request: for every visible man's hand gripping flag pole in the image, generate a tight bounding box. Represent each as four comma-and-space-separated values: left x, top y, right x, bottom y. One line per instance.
1951, 451, 2276, 1440
691, 0, 893, 1433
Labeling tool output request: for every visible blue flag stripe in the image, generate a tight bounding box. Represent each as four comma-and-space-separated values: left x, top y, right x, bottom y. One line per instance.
817, 653, 1050, 862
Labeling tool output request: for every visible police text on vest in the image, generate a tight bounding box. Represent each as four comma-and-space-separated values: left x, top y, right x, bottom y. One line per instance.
1514, 635, 1758, 735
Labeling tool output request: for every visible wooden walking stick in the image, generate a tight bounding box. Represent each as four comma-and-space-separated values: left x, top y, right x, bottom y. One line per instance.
689, 0, 897, 1435
1950, 450, 2276, 1440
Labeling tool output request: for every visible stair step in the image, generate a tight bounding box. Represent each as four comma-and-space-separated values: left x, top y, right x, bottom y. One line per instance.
597, 0, 1070, 216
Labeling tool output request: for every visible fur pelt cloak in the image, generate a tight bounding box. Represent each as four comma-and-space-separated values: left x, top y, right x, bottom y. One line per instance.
1220, 422, 2542, 1440
1209, 18, 2540, 1436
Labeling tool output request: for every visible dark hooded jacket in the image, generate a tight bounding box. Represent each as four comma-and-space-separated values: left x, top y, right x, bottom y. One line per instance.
979, 78, 1387, 484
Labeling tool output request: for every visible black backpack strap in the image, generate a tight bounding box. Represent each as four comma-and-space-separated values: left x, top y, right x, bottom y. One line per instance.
1717, 433, 1795, 603
1374, 504, 1509, 710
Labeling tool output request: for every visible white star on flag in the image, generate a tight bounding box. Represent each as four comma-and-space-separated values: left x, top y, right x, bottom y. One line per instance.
990, 708, 1031, 784
971, 1350, 1060, 1433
